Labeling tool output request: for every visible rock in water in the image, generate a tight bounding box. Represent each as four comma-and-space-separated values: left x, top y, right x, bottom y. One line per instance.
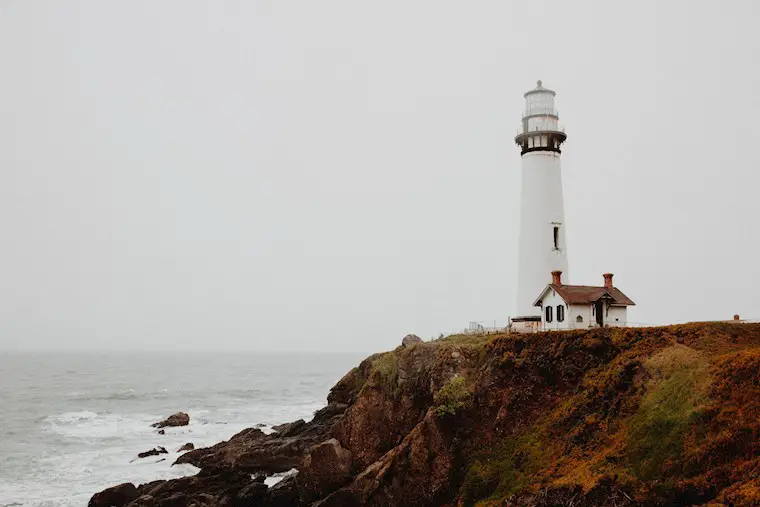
177, 442, 194, 452
87, 482, 138, 507
137, 447, 168, 459
151, 412, 189, 428
402, 334, 423, 347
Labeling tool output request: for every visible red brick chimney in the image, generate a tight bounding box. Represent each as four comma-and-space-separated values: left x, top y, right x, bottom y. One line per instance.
603, 273, 613, 288
551, 270, 562, 286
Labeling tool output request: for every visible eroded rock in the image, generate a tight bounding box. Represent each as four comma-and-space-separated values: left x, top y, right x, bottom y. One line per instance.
151, 412, 189, 429
137, 447, 168, 459
296, 438, 352, 503
174, 404, 348, 475
88, 482, 138, 507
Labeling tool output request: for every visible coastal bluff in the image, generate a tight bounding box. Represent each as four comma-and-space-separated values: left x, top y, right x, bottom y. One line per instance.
91, 322, 760, 506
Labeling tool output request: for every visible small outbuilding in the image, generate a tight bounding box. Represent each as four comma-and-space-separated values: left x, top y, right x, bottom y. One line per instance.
533, 271, 635, 330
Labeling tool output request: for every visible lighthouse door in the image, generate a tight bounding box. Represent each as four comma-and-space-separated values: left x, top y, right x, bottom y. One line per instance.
595, 302, 604, 327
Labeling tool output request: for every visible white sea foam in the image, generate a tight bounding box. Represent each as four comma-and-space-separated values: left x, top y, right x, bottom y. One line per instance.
263, 468, 298, 487
46, 411, 158, 439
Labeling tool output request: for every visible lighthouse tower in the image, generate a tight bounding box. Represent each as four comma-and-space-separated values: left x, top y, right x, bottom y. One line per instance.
513, 80, 569, 325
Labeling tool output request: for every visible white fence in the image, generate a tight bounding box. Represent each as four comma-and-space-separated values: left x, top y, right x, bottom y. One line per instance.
448, 319, 759, 337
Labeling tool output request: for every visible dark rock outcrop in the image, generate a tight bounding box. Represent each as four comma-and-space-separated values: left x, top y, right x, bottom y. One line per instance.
88, 482, 138, 507
177, 442, 194, 452
175, 404, 346, 475
137, 447, 167, 459
151, 412, 189, 428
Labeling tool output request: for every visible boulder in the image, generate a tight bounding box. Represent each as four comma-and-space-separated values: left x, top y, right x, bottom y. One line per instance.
177, 442, 195, 452
87, 482, 138, 507
296, 438, 352, 503
157, 429, 165, 435
151, 412, 189, 429
137, 447, 168, 459
402, 334, 423, 347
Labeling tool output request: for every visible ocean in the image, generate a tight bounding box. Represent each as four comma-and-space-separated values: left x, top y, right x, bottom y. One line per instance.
0, 351, 366, 507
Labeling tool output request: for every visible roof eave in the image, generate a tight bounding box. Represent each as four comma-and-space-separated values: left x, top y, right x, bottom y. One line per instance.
532, 284, 554, 307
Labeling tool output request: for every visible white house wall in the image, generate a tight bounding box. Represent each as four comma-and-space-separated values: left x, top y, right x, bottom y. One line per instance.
606, 306, 628, 327
568, 304, 590, 329
538, 288, 571, 331
568, 303, 628, 329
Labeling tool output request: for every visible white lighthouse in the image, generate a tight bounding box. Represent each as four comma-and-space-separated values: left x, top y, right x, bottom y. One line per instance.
512, 80, 569, 330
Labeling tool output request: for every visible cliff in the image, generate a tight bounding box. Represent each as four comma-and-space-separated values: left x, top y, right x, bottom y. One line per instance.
91, 323, 760, 506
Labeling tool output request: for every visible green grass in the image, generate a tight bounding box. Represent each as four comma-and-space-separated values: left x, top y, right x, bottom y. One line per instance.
434, 375, 471, 417
370, 352, 398, 387
434, 333, 500, 347
626, 346, 709, 480
460, 429, 548, 506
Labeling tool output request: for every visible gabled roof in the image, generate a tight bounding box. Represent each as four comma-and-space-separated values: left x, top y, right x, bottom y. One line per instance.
533, 284, 636, 307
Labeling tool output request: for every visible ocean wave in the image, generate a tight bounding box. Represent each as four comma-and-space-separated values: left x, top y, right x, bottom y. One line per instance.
46, 411, 157, 439
64, 389, 142, 401
263, 468, 298, 487
50, 410, 99, 424
216, 388, 265, 399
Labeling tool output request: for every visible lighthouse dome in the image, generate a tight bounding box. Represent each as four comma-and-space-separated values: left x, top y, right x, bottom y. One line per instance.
524, 80, 557, 117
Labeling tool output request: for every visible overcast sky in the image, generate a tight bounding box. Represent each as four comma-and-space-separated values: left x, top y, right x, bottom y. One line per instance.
1, 0, 758, 352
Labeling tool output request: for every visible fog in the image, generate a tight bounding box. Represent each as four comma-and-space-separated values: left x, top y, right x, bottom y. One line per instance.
1, 0, 758, 352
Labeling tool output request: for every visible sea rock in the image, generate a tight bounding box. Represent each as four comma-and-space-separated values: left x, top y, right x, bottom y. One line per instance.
151, 412, 189, 429
174, 405, 347, 475
234, 481, 270, 504
137, 447, 168, 459
131, 495, 156, 507
157, 429, 165, 435
296, 438, 352, 503
87, 482, 138, 507
177, 442, 194, 452
402, 334, 423, 347
102, 471, 256, 507
271, 419, 306, 435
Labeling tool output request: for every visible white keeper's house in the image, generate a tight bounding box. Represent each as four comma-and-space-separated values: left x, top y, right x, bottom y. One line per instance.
533, 271, 635, 330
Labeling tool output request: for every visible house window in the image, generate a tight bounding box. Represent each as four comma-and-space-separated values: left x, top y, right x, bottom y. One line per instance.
545, 305, 553, 323
557, 305, 565, 322
576, 315, 583, 323
553, 227, 559, 250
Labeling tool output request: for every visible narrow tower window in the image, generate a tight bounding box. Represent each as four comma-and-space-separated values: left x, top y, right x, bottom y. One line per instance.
553, 226, 559, 250
545, 305, 553, 323
557, 305, 565, 322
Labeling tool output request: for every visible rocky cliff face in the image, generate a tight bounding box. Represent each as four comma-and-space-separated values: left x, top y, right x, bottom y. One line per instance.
91, 323, 760, 506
